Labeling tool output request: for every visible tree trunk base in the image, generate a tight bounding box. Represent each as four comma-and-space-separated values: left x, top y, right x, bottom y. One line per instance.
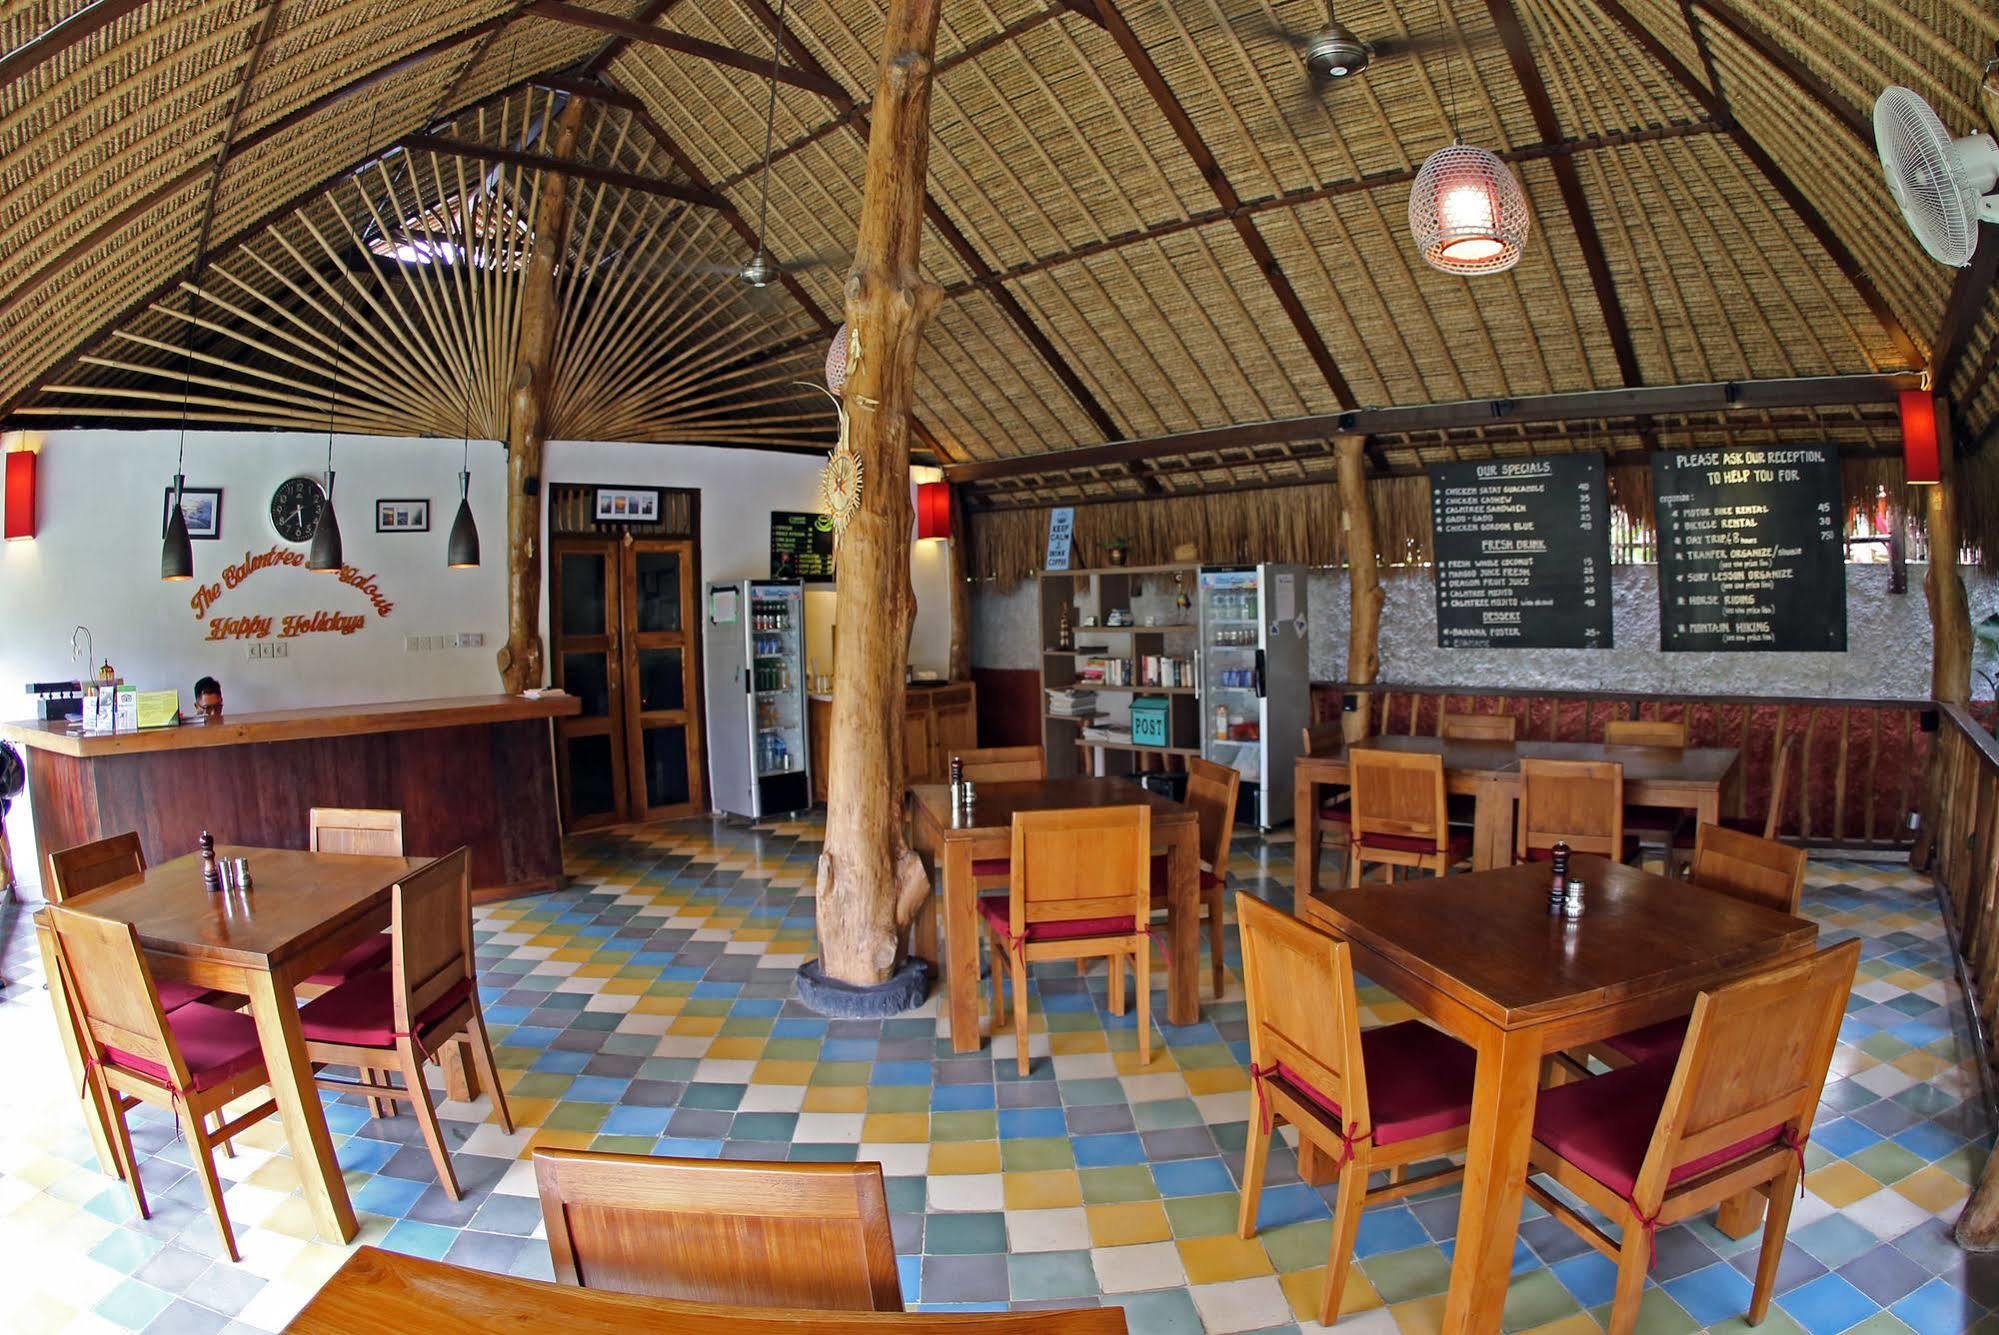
794, 956, 935, 1017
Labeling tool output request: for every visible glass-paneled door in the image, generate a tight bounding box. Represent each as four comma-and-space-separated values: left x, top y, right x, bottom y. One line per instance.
621, 540, 702, 820
551, 541, 627, 831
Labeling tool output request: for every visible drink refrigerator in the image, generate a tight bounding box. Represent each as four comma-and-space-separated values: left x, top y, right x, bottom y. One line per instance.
703, 579, 811, 818
1197, 564, 1307, 828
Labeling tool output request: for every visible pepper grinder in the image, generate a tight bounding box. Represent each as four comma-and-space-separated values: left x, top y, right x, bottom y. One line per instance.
199, 830, 222, 894
1547, 841, 1570, 915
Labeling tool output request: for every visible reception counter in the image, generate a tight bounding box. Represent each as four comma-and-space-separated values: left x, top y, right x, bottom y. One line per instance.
2, 694, 581, 898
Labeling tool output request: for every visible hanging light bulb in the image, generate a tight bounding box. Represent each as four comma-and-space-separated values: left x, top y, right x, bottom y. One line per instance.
308, 296, 348, 572
447, 394, 480, 568
162, 286, 198, 581
1409, 142, 1528, 275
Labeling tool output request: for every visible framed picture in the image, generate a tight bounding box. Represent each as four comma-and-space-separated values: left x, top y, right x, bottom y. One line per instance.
375, 498, 430, 533
595, 487, 660, 522
163, 487, 222, 540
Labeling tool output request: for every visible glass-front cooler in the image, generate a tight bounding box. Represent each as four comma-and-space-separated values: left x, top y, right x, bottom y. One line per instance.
704, 579, 811, 818
1198, 565, 1307, 828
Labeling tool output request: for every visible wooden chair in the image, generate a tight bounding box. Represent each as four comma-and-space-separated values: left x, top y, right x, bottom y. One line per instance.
1606, 720, 1690, 861
1517, 757, 1636, 863
532, 1149, 902, 1310
1347, 748, 1471, 885
1301, 723, 1350, 882
1526, 940, 1860, 1335
1149, 756, 1239, 999
983, 805, 1152, 1076
1605, 718, 1688, 748
1688, 732, 1802, 848
43, 905, 281, 1262
1235, 894, 1475, 1326
1591, 824, 1811, 1068
951, 746, 1044, 783
951, 748, 1046, 890
298, 849, 510, 1198
47, 834, 224, 1011
304, 807, 403, 988
1441, 711, 1518, 741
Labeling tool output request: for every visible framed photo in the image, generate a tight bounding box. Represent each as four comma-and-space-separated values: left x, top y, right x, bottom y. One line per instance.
595, 486, 661, 523
375, 498, 430, 533
163, 487, 222, 540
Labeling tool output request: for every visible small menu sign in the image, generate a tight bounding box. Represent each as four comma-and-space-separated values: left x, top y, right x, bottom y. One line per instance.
770, 511, 835, 582
1430, 455, 1612, 649
1652, 447, 1846, 652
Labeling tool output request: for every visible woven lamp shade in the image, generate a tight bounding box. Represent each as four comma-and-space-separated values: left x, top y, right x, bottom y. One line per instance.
1409, 143, 1530, 275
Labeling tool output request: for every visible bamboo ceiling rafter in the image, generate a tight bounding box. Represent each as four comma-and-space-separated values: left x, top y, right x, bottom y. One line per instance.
22, 89, 836, 452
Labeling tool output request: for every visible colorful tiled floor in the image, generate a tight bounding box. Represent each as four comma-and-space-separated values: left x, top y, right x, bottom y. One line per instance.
1, 816, 1995, 1334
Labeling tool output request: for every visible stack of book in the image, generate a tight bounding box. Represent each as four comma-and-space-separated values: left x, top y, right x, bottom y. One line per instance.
1080, 722, 1133, 744
1046, 688, 1099, 717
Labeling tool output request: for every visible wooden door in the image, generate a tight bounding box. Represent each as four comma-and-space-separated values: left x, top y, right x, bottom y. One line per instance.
621, 540, 703, 819
551, 540, 627, 831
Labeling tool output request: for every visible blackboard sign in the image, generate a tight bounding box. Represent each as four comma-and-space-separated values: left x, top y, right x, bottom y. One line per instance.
770, 511, 836, 582
1652, 447, 1845, 652
1430, 455, 1612, 650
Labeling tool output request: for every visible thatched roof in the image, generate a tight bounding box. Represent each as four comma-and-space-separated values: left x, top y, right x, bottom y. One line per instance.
2, 0, 1996, 545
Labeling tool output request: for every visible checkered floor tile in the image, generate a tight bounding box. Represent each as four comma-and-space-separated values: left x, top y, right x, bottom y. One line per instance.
0, 816, 1994, 1333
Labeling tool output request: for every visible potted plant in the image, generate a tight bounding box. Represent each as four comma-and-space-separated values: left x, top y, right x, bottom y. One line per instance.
1106, 536, 1131, 567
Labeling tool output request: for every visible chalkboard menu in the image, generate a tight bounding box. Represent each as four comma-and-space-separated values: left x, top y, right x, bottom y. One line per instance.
770, 510, 836, 582
1430, 454, 1612, 649
1652, 447, 1845, 652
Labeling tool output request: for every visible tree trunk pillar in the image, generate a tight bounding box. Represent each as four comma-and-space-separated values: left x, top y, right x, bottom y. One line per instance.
1337, 436, 1382, 745
815, 0, 944, 986
497, 98, 585, 694
1926, 404, 1970, 707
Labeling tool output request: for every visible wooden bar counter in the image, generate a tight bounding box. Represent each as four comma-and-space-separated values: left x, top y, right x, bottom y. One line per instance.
2, 694, 580, 898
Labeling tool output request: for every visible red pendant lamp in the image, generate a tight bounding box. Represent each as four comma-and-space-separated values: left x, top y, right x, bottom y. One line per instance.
916, 481, 952, 540
3, 444, 34, 541
1898, 390, 1940, 486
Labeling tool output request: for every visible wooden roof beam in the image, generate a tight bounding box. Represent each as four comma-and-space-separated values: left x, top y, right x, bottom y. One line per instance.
188, 0, 288, 267
0, 0, 150, 95
1589, 0, 1925, 371
401, 133, 727, 207
725, 0, 1124, 442
1083, 0, 1377, 471
1933, 224, 1999, 387
527, 0, 846, 101
1689, 1, 1869, 147
943, 372, 1924, 482
583, 0, 682, 76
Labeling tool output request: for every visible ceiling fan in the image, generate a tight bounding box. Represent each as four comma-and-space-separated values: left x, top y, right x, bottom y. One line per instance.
1230, 1, 1496, 100
724, 0, 850, 288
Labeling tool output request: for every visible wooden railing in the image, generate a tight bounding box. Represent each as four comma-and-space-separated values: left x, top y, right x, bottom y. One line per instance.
1313, 682, 1934, 849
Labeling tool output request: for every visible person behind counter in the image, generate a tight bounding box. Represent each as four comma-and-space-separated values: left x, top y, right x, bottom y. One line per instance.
193, 676, 224, 719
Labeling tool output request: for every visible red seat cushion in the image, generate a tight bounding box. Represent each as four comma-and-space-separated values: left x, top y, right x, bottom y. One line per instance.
1533, 1057, 1784, 1201
155, 980, 229, 1012
298, 971, 474, 1049
1355, 829, 1474, 857
106, 1002, 264, 1093
305, 934, 392, 988
1319, 801, 1352, 824
1148, 852, 1224, 900
1276, 1020, 1477, 1145
1603, 1016, 1688, 1066
971, 858, 1011, 878
977, 895, 1136, 945
1525, 836, 1643, 864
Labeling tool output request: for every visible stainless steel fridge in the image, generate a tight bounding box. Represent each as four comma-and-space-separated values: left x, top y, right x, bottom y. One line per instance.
703, 579, 812, 819
1198, 564, 1307, 828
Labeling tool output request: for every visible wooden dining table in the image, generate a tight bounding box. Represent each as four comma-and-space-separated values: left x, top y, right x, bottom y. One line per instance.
909, 778, 1201, 1054
287, 1246, 1129, 1332
1302, 855, 1817, 1335
54, 845, 430, 1244
1294, 735, 1741, 894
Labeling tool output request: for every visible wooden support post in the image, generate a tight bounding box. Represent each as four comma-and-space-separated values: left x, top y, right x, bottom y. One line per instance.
814, 0, 944, 985
1337, 436, 1382, 745
1926, 405, 1971, 708
948, 485, 972, 686
497, 99, 585, 694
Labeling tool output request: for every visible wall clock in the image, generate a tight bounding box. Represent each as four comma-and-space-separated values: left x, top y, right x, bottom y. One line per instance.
270, 476, 327, 543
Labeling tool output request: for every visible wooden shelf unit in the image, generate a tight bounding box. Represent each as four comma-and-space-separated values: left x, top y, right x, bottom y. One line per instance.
1038, 564, 1206, 776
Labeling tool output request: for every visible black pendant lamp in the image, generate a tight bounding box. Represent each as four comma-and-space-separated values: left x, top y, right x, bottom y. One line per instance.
161, 288, 197, 581
307, 290, 348, 573
446, 390, 479, 569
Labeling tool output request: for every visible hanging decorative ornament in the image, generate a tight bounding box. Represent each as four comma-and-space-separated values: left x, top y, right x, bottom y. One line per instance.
825, 322, 850, 393
821, 447, 863, 535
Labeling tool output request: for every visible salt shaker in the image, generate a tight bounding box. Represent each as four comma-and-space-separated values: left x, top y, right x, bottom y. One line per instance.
199, 831, 222, 894
1563, 878, 1585, 919
233, 857, 252, 894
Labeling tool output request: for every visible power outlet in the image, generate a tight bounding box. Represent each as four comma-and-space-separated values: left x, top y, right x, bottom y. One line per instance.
247, 641, 290, 660
405, 635, 422, 652
456, 632, 485, 648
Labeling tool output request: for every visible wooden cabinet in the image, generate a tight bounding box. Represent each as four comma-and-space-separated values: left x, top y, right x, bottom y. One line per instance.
809, 683, 978, 803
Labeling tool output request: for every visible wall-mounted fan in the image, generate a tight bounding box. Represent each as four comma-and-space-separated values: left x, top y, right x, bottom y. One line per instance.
1874, 84, 1999, 267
